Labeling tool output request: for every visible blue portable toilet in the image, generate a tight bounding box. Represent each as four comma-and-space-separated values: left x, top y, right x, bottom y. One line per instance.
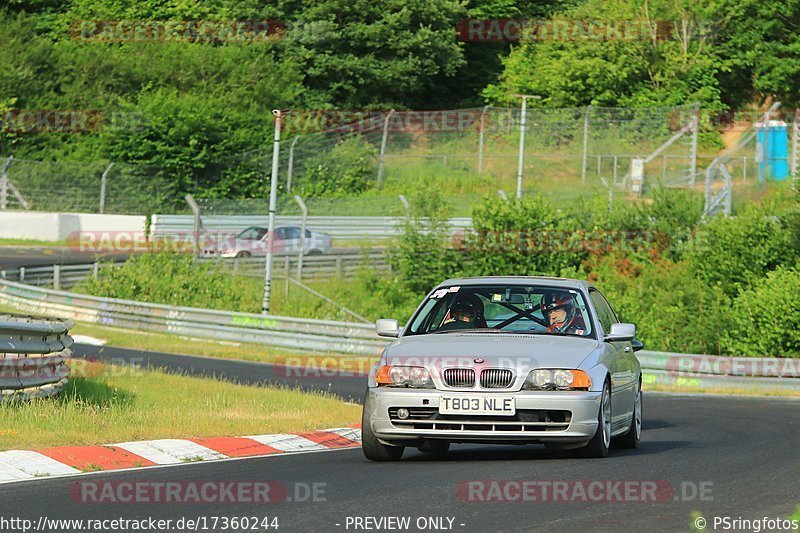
756, 120, 789, 181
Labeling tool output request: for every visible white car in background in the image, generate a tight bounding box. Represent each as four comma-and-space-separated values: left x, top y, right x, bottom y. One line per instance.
202, 225, 332, 258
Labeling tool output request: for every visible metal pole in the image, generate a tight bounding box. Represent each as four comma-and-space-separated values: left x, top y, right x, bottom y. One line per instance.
294, 195, 307, 281
581, 105, 591, 182
690, 103, 699, 185
662, 155, 667, 181
99, 162, 114, 214
185, 194, 202, 258
398, 194, 410, 216
262, 109, 284, 314
516, 98, 527, 199
613, 155, 618, 184
792, 109, 799, 177
0, 156, 12, 210
52, 264, 61, 290
286, 135, 300, 192
743, 157, 747, 184
376, 109, 395, 189
477, 105, 488, 176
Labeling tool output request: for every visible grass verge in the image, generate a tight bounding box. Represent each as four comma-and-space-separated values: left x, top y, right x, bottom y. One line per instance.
0, 361, 360, 451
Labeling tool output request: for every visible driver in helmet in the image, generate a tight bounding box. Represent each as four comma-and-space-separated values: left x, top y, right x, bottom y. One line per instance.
438, 300, 477, 331
541, 291, 586, 335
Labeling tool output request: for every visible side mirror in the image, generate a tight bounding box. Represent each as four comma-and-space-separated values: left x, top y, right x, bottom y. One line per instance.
604, 322, 635, 343
631, 339, 644, 352
376, 318, 400, 338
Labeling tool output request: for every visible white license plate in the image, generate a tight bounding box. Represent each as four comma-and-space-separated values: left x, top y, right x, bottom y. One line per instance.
439, 396, 516, 415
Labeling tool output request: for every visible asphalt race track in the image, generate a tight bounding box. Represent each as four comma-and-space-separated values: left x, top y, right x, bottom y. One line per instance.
1, 344, 798, 532
0, 247, 131, 269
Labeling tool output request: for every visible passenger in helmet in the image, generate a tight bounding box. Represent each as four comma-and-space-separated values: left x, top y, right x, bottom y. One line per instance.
541, 291, 587, 335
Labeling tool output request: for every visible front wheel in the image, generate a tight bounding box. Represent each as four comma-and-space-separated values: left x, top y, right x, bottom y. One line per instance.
361, 405, 404, 461
578, 379, 611, 458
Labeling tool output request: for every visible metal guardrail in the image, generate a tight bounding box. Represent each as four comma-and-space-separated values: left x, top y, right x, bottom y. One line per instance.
203, 252, 390, 280
150, 215, 472, 241
0, 313, 74, 398
0, 253, 391, 290
638, 350, 800, 393
0, 279, 386, 355
0, 277, 795, 392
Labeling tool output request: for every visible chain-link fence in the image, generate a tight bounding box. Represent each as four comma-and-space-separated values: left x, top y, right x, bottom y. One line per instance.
2, 103, 794, 217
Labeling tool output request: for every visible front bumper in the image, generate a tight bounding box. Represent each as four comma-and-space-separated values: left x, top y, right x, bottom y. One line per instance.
364, 387, 601, 446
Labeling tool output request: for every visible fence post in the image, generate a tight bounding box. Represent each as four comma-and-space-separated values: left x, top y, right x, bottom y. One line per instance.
294, 195, 307, 281
376, 109, 395, 189
0, 156, 13, 210
398, 194, 410, 216
743, 157, 747, 184
690, 103, 699, 185
336, 256, 343, 278
19, 266, 25, 283
185, 194, 202, 258
92, 262, 99, 279
286, 135, 300, 192
477, 105, 488, 176
662, 155, 668, 181
581, 105, 591, 182
53, 264, 61, 290
99, 162, 114, 214
284, 255, 290, 296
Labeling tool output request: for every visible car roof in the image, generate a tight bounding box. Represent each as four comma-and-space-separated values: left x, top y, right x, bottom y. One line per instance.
438, 276, 591, 291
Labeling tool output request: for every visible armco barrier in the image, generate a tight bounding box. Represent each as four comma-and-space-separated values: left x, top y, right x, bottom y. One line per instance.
0, 252, 390, 290
150, 214, 472, 241
0, 313, 74, 398
0, 277, 796, 393
0, 279, 386, 355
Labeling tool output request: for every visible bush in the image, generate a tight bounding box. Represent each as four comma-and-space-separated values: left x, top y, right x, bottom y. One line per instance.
78, 253, 261, 312
464, 194, 584, 276
388, 189, 462, 295
585, 252, 731, 355
296, 136, 378, 198
721, 266, 800, 357
688, 203, 798, 298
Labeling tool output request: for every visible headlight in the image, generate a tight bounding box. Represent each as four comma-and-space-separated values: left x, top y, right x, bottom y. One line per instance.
376, 365, 434, 388
523, 369, 591, 391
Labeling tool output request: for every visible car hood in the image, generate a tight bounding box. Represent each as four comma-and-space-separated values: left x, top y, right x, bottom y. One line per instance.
383, 332, 600, 370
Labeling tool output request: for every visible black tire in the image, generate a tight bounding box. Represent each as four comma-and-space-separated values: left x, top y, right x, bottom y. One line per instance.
578, 378, 611, 458
614, 386, 642, 449
418, 440, 450, 454
235, 251, 251, 259
361, 406, 404, 461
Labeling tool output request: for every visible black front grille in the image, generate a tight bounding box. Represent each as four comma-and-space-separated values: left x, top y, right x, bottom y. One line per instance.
480, 369, 514, 388
443, 368, 475, 388
388, 407, 571, 432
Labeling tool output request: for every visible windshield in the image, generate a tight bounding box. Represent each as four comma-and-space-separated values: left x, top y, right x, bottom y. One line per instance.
406, 284, 594, 338
237, 227, 267, 240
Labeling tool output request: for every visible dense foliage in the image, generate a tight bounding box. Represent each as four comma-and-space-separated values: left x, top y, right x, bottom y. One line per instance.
388, 188, 800, 357
3, 0, 800, 203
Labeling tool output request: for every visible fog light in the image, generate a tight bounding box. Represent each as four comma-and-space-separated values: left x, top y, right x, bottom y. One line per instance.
397, 408, 410, 420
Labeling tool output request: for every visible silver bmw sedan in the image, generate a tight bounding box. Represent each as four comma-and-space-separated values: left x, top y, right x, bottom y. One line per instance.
362, 276, 643, 461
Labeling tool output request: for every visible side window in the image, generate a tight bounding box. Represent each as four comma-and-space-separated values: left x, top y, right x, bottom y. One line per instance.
305, 229, 312, 238
286, 227, 301, 239
589, 289, 615, 335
